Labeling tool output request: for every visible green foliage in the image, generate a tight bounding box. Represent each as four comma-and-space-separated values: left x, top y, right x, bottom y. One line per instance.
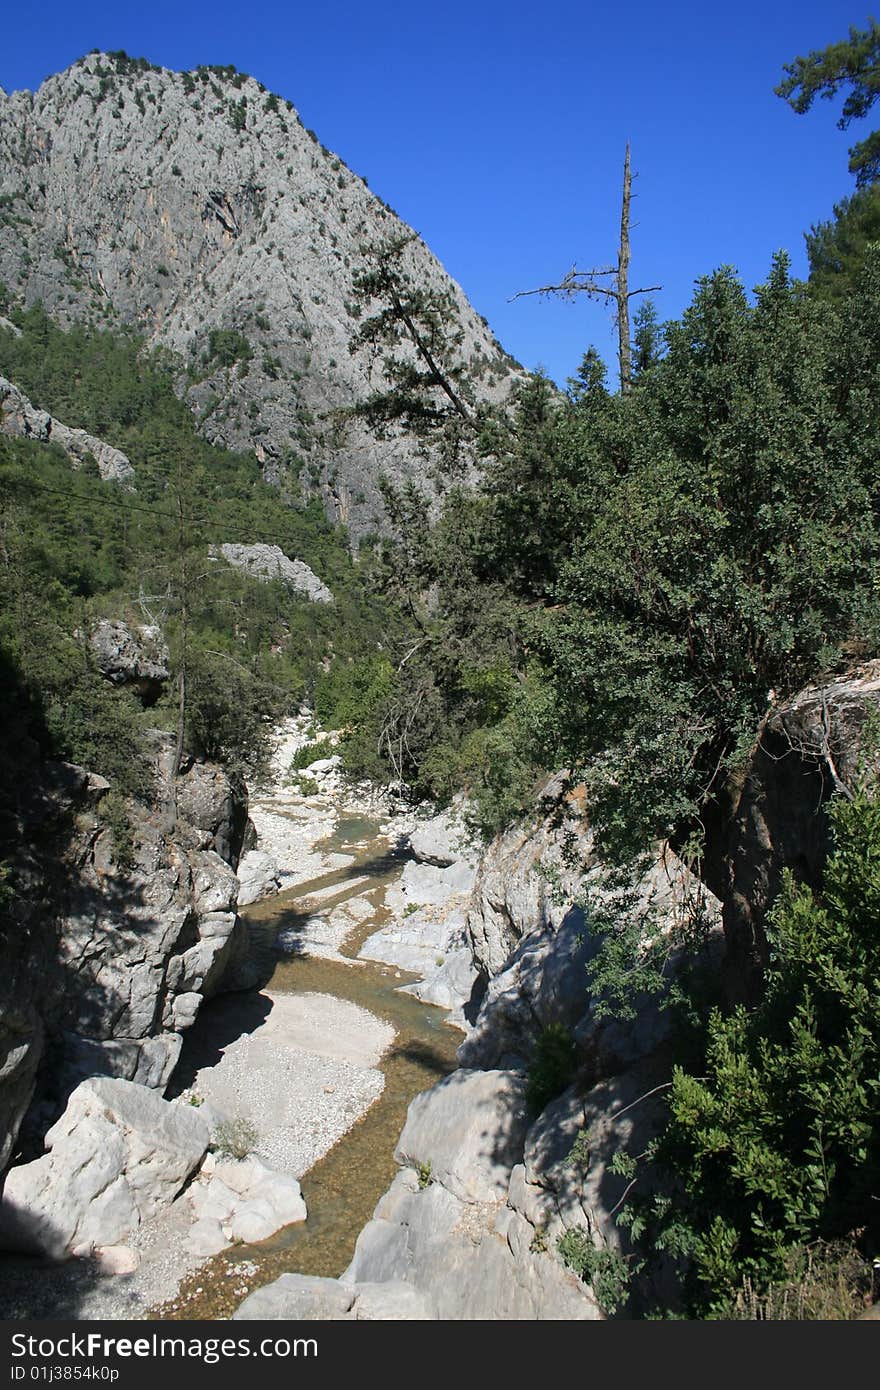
417, 1159, 432, 1189
647, 787, 880, 1313
347, 234, 476, 450
805, 182, 880, 300
98, 789, 137, 869
532, 253, 879, 860
556, 1228, 631, 1315
525, 1022, 578, 1116
206, 327, 252, 368
288, 736, 335, 770
776, 19, 880, 186
0, 307, 390, 799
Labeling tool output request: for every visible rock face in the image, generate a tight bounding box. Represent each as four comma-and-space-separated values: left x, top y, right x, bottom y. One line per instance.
212, 544, 333, 603
354, 801, 483, 1017
702, 660, 880, 998
88, 619, 170, 703
0, 373, 134, 484
0, 741, 251, 1171
395, 1070, 529, 1204
0, 52, 521, 537
236, 849, 281, 907
0, 1077, 209, 1258
460, 777, 721, 1072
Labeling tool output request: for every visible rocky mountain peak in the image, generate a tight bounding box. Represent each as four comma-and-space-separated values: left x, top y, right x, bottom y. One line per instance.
0, 51, 521, 536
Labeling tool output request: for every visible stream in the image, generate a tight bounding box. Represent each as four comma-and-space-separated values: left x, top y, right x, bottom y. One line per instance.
153, 812, 463, 1320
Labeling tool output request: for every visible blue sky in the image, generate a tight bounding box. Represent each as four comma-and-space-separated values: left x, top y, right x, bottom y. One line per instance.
0, 2, 871, 385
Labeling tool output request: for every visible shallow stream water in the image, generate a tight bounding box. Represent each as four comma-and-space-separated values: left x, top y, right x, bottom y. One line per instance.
154, 814, 462, 1320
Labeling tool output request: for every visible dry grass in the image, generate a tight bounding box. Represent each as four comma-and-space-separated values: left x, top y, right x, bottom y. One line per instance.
726, 1237, 877, 1320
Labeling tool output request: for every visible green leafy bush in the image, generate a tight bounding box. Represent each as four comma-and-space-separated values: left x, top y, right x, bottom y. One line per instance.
647, 786, 880, 1313
525, 1022, 578, 1116
557, 1227, 631, 1315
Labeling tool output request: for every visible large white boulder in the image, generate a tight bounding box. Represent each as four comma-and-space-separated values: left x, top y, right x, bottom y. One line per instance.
0, 1077, 209, 1258
394, 1069, 529, 1204
236, 849, 282, 907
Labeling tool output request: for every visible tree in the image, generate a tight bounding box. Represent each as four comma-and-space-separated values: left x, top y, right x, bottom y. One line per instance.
805, 182, 880, 299
513, 144, 661, 393
776, 19, 880, 186
531, 253, 879, 861
348, 233, 475, 436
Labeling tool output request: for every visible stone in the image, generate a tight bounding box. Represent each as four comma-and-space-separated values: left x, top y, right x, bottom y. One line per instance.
187, 1217, 228, 1258
0, 1077, 209, 1258
188, 1157, 307, 1248
513, 1060, 680, 1312
344, 1178, 598, 1321
351, 1281, 437, 1320
409, 802, 480, 868
235, 1274, 356, 1321
236, 849, 281, 907
212, 544, 333, 604
88, 620, 169, 702
394, 1069, 529, 1204
0, 375, 134, 486
94, 1244, 139, 1276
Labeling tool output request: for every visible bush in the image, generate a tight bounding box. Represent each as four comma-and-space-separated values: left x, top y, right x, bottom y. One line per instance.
211, 1116, 258, 1160
721, 1236, 875, 1320
525, 1022, 578, 1116
557, 1227, 631, 1315
647, 786, 880, 1313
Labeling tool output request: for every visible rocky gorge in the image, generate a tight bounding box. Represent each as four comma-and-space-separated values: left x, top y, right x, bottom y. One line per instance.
2, 658, 876, 1319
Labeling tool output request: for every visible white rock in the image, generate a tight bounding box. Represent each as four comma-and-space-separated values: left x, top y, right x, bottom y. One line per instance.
236, 849, 282, 907
0, 1077, 209, 1258
394, 1069, 529, 1205
94, 1244, 140, 1276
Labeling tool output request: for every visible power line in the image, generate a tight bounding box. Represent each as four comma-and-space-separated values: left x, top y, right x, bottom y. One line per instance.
0, 468, 354, 566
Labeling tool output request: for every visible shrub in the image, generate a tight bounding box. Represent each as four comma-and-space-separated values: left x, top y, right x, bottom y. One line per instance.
721, 1237, 875, 1320
557, 1227, 631, 1315
525, 1022, 578, 1116
647, 786, 880, 1313
212, 1116, 258, 1160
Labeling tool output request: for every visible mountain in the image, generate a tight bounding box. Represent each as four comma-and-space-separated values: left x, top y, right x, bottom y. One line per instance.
0, 51, 520, 537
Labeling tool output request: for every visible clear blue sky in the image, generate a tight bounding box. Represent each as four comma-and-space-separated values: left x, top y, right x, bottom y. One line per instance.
0, 1, 871, 385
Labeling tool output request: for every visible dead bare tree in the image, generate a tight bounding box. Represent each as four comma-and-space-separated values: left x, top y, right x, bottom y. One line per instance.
512, 143, 661, 393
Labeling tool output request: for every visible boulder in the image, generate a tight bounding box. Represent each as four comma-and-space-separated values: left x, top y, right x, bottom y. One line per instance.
408, 803, 480, 869
235, 1274, 355, 1321
88, 619, 169, 703
0, 374, 134, 485
212, 544, 333, 604
234, 1272, 436, 1320
394, 1069, 529, 1204
236, 849, 281, 907
188, 1156, 307, 1247
0, 1077, 209, 1258
344, 1170, 598, 1320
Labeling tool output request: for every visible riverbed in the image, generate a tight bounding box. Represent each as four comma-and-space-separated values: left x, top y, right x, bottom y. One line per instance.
151, 810, 463, 1319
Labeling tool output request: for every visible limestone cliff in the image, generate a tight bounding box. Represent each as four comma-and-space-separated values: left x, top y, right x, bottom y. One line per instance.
0, 736, 251, 1173
0, 52, 520, 536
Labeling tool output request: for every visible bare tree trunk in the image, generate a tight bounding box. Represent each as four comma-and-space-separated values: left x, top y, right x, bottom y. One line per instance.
617, 142, 633, 394
512, 141, 658, 396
